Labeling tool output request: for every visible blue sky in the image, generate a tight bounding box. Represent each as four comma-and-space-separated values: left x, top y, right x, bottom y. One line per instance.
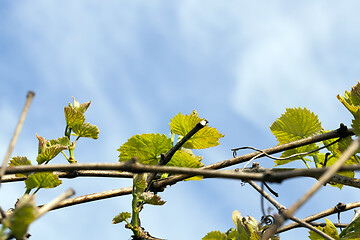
1, 1, 360, 239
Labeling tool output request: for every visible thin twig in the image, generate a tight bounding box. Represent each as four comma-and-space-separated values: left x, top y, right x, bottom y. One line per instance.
262, 138, 360, 239
247, 180, 285, 211
51, 187, 132, 210
0, 91, 35, 188
151, 126, 354, 191
248, 180, 335, 239
233, 137, 340, 170
146, 119, 207, 187
5, 161, 360, 186
278, 201, 360, 233
37, 188, 75, 218
287, 215, 336, 240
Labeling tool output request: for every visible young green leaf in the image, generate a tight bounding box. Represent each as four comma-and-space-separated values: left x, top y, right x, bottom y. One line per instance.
270, 107, 322, 143
49, 136, 71, 147
36, 144, 67, 164
202, 231, 227, 240
170, 111, 224, 149
168, 148, 204, 181
321, 136, 358, 189
118, 133, 172, 165
270, 107, 322, 165
138, 192, 166, 206
337, 81, 360, 116
36, 134, 68, 164
308, 218, 340, 240
337, 82, 360, 136
339, 210, 360, 238
168, 148, 204, 168
70, 97, 91, 114
9, 156, 32, 177
112, 212, 131, 224
2, 194, 38, 240
232, 210, 256, 239
25, 172, 62, 191
72, 122, 100, 139
64, 106, 86, 128
133, 173, 147, 194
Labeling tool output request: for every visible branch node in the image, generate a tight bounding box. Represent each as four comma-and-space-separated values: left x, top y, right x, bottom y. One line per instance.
337, 123, 349, 138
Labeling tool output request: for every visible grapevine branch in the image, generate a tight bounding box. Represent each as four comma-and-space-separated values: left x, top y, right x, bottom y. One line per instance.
277, 200, 360, 233
247, 180, 335, 240
262, 138, 360, 239
4, 160, 360, 184
146, 119, 207, 188
151, 125, 354, 191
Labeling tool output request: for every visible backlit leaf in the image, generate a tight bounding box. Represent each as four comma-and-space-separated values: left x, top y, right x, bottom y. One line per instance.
36, 144, 67, 164
138, 192, 166, 205
337, 81, 360, 117
49, 136, 71, 147
118, 133, 172, 165
69, 97, 91, 114
322, 136, 357, 189
170, 111, 224, 149
339, 210, 360, 238
202, 231, 227, 240
72, 122, 100, 139
308, 218, 339, 240
270, 107, 322, 165
168, 148, 204, 181
337, 82, 360, 136
25, 172, 62, 191
64, 106, 85, 128
112, 212, 131, 224
133, 173, 147, 194
3, 194, 38, 240
168, 148, 203, 168
9, 156, 32, 177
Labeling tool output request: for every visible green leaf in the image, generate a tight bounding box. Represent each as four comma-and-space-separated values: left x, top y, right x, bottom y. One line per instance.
168, 148, 203, 168
133, 173, 147, 194
9, 156, 32, 177
36, 144, 67, 164
308, 218, 340, 240
36, 134, 68, 164
170, 111, 224, 149
118, 133, 172, 165
226, 229, 239, 240
322, 136, 357, 189
337, 81, 360, 117
138, 192, 166, 205
339, 210, 360, 238
2, 194, 38, 240
270, 107, 322, 165
25, 172, 62, 191
49, 136, 71, 147
72, 122, 100, 139
337, 82, 360, 136
270, 107, 322, 143
64, 106, 85, 128
232, 210, 257, 240
202, 231, 227, 240
168, 148, 204, 181
112, 212, 131, 224
69, 97, 91, 114
351, 117, 360, 137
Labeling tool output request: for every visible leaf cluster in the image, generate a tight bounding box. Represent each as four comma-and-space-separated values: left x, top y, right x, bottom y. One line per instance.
118, 110, 224, 174
3, 97, 99, 239
308, 212, 360, 240
114, 111, 224, 238
203, 210, 279, 240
